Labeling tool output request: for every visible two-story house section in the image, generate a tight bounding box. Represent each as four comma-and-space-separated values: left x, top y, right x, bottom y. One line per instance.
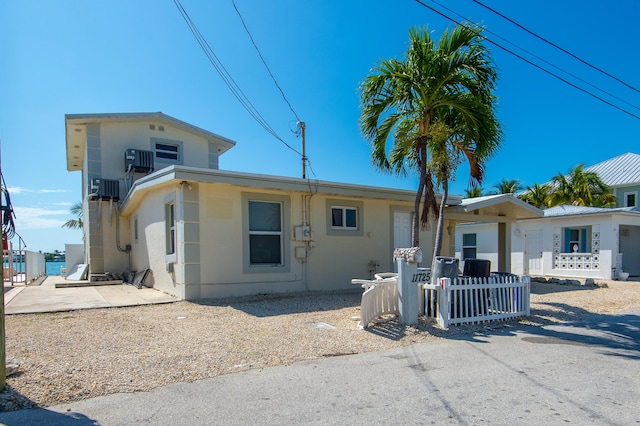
65, 113, 235, 283
585, 152, 640, 208
65, 112, 541, 300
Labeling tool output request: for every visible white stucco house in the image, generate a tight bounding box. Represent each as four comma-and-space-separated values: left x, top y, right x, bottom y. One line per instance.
455, 153, 640, 280
66, 112, 541, 300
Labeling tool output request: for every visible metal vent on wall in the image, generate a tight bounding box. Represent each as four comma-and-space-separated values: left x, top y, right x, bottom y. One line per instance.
125, 149, 154, 173
90, 178, 120, 201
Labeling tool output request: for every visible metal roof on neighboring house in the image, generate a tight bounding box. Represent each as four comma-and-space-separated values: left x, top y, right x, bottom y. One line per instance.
543, 204, 640, 218
585, 152, 640, 187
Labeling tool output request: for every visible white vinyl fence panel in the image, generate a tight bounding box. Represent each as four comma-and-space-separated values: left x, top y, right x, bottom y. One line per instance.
425, 275, 530, 328
352, 274, 530, 330
3, 249, 45, 284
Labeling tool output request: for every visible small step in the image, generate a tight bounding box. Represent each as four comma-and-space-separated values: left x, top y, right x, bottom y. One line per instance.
55, 280, 123, 288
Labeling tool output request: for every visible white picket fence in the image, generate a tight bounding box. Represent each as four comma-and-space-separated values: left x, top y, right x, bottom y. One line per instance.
353, 274, 530, 329
424, 275, 531, 328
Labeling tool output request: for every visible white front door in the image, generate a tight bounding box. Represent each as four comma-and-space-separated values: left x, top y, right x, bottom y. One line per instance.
525, 229, 543, 275
393, 211, 412, 248
393, 211, 413, 271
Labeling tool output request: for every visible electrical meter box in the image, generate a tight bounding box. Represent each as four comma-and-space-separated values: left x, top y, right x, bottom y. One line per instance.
294, 226, 311, 241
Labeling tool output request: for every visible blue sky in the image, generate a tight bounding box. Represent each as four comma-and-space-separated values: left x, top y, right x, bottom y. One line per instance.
1, 0, 639, 253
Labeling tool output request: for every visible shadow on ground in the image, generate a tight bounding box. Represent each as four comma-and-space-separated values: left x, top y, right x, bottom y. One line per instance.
443, 301, 640, 360
193, 289, 362, 317
0, 386, 98, 423
530, 281, 600, 295
0, 384, 98, 423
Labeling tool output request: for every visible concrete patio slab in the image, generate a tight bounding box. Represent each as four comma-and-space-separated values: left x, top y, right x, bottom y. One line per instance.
3, 276, 178, 314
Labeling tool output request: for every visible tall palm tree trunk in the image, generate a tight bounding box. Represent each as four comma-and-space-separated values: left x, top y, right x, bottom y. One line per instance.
412, 141, 428, 247
432, 178, 448, 264
413, 175, 425, 247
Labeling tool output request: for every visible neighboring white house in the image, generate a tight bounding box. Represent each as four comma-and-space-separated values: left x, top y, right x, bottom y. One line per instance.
455, 153, 640, 280
66, 112, 542, 300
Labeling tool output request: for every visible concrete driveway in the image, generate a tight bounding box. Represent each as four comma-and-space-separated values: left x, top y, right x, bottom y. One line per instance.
3, 276, 178, 314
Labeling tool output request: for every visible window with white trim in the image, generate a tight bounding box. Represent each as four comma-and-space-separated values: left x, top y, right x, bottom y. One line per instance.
134, 215, 139, 244
156, 143, 179, 161
462, 233, 477, 259
325, 199, 363, 236
152, 138, 184, 165
248, 200, 283, 265
165, 202, 175, 255
331, 206, 358, 230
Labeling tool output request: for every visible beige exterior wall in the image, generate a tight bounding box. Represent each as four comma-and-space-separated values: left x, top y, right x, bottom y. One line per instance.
125, 180, 435, 300
129, 186, 175, 294
96, 121, 216, 180
80, 120, 222, 277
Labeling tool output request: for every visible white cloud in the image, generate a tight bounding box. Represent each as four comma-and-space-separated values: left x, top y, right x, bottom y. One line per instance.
7, 187, 71, 195
12, 206, 70, 230
41, 189, 71, 194
7, 186, 30, 194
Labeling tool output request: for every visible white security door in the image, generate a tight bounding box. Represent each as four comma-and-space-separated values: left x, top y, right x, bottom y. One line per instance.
524, 230, 543, 275
393, 211, 412, 249
393, 211, 413, 271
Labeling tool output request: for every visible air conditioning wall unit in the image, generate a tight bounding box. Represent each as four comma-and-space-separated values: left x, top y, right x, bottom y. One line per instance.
125, 149, 154, 173
90, 178, 120, 201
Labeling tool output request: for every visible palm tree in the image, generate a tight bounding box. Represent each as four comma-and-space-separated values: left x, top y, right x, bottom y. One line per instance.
62, 201, 83, 230
465, 186, 484, 198
548, 164, 616, 207
490, 178, 523, 195
359, 25, 501, 260
520, 183, 552, 208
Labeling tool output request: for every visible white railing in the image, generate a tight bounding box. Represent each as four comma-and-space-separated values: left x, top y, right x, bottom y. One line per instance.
424, 275, 530, 328
352, 278, 399, 329
3, 249, 46, 284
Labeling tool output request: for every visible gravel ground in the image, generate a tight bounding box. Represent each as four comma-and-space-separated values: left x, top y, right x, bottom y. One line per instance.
2, 279, 640, 411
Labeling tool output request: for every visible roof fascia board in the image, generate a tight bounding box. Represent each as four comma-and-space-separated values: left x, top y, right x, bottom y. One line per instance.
65, 112, 237, 151
445, 213, 518, 223
520, 210, 640, 222
119, 165, 462, 214
172, 166, 443, 202
450, 195, 542, 217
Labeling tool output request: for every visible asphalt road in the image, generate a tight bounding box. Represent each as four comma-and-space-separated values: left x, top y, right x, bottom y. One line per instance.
1, 309, 639, 425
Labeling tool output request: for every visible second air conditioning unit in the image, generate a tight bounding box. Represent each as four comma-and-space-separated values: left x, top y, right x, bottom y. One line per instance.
125, 149, 154, 173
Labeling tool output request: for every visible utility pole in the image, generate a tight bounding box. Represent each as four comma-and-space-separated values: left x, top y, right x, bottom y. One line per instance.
0, 140, 5, 390
0, 231, 5, 390
299, 121, 306, 179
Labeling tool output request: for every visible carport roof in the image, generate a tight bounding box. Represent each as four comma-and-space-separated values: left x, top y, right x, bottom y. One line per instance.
448, 194, 543, 220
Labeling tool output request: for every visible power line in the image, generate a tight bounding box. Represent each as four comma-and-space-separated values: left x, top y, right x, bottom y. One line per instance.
414, 0, 640, 121
473, 0, 640, 94
173, 0, 302, 156
430, 0, 640, 113
231, 0, 302, 123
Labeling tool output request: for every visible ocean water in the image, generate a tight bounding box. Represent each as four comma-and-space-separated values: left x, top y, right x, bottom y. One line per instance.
5, 261, 66, 276
46, 261, 66, 276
